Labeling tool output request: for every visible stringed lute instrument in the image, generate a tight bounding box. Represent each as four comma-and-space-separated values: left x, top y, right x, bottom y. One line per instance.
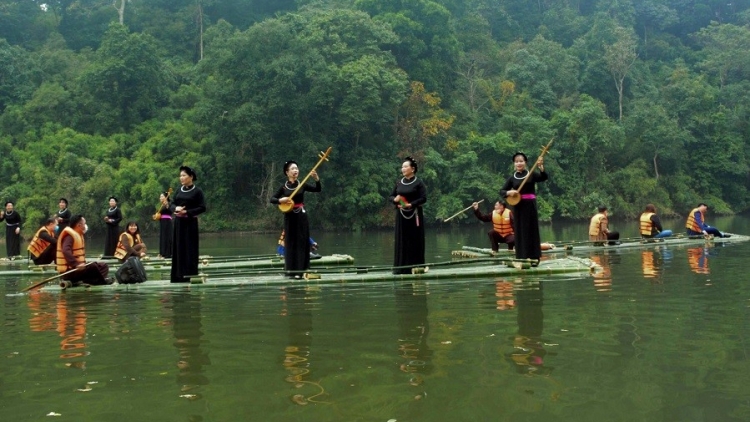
506, 137, 554, 206
278, 147, 332, 213
152, 187, 174, 220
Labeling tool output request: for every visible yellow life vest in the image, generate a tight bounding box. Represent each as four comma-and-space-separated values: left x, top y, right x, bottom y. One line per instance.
56, 227, 85, 273
639, 212, 655, 236
492, 209, 514, 237
27, 226, 54, 258
114, 232, 142, 260
589, 213, 607, 239
685, 207, 703, 232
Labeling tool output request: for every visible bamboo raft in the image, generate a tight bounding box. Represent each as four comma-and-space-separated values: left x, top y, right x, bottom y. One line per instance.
0, 254, 355, 277
30, 256, 600, 292
452, 233, 750, 258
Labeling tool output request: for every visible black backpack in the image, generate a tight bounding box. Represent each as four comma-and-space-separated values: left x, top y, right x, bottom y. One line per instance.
115, 256, 148, 284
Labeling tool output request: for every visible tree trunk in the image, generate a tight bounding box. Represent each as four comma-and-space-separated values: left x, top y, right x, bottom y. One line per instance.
113, 0, 125, 25
617, 77, 624, 122
197, 2, 204, 61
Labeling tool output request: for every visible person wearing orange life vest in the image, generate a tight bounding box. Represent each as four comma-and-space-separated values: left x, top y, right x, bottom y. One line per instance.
114, 221, 147, 262
472, 201, 515, 253
589, 206, 620, 245
27, 218, 57, 265
685, 203, 729, 238
56, 215, 112, 286
639, 204, 673, 239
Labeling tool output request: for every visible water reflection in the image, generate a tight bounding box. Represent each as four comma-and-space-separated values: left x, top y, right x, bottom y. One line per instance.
494, 279, 517, 311
510, 282, 551, 376
27, 292, 89, 368
281, 286, 328, 405
169, 292, 211, 400
641, 246, 672, 282
395, 282, 432, 394
589, 253, 613, 292
27, 291, 56, 332
687, 247, 710, 274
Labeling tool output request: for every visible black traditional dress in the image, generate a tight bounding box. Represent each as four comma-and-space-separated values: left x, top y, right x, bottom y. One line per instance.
0, 210, 22, 257
500, 169, 548, 260
158, 203, 173, 258
270, 180, 321, 276
56, 208, 71, 235
103, 206, 122, 257
389, 176, 427, 274
169, 185, 206, 283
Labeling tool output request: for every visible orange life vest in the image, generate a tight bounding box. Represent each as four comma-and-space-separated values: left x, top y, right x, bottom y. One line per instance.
589, 213, 608, 240
685, 207, 703, 232
114, 232, 142, 260
56, 227, 85, 273
27, 226, 55, 258
639, 212, 655, 236
492, 209, 514, 237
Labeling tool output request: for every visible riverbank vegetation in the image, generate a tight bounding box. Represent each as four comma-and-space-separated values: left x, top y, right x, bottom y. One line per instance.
1, 0, 749, 233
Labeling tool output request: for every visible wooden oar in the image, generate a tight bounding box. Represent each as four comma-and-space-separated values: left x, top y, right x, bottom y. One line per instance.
506, 137, 554, 206
279, 147, 332, 213
443, 199, 484, 222
22, 263, 93, 292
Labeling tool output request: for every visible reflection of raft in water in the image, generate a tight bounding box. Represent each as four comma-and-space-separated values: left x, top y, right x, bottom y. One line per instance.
35, 256, 601, 292
0, 254, 356, 277
453, 233, 750, 258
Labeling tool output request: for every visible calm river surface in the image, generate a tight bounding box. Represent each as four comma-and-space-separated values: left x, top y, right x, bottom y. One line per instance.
2, 216, 749, 422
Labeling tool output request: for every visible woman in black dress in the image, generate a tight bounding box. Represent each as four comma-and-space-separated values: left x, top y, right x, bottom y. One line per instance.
103, 196, 122, 257
56, 198, 71, 235
0, 201, 22, 258
270, 161, 321, 278
499, 152, 547, 263
157, 191, 173, 258
169, 166, 206, 283
389, 157, 427, 274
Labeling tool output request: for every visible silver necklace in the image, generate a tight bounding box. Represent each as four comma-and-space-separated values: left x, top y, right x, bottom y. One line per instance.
399, 208, 416, 219
108, 206, 117, 212
285, 180, 298, 190
401, 176, 417, 185
513, 170, 528, 180
181, 185, 196, 192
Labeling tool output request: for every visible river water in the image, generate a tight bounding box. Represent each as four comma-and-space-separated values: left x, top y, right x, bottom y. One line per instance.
1, 216, 749, 421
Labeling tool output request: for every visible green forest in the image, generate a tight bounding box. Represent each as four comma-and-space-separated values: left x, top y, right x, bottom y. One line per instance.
2, 0, 750, 233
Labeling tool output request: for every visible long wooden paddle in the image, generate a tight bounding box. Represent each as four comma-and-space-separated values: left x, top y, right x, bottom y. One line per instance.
22, 263, 93, 292
279, 147, 332, 213
443, 199, 484, 222
506, 137, 554, 206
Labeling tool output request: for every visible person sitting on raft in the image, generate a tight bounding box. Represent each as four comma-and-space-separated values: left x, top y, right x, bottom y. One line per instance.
685, 203, 730, 238
56, 215, 112, 287
277, 230, 320, 259
114, 221, 147, 262
27, 218, 57, 265
472, 201, 515, 254
589, 206, 620, 246
640, 204, 673, 239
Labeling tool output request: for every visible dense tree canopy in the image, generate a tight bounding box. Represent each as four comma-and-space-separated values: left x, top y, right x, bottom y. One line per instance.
1, 0, 749, 234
